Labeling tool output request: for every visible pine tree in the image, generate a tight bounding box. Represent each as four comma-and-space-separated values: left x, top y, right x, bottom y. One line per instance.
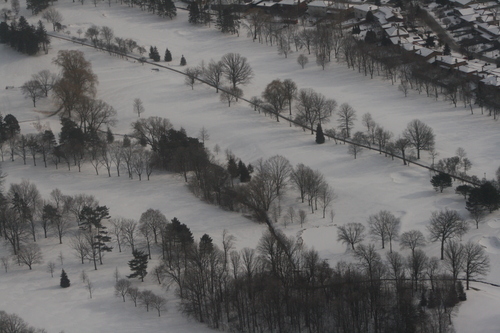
188, 2, 200, 24
151, 47, 160, 62
227, 157, 239, 185
430, 173, 452, 193
60, 269, 70, 288
127, 249, 148, 282
164, 0, 177, 19
443, 43, 451, 56
106, 127, 114, 144
238, 160, 251, 183
164, 48, 172, 62
180, 55, 186, 66
316, 123, 325, 144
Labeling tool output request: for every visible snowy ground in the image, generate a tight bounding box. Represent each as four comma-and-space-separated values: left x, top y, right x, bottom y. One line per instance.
1, 1, 500, 332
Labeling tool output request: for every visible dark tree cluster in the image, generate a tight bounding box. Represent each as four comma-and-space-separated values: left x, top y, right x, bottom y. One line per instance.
0, 18, 49, 55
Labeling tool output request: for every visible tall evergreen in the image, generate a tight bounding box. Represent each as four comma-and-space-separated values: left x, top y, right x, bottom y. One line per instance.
164, 48, 172, 62
180, 55, 186, 66
443, 43, 451, 56
315, 123, 325, 144
127, 249, 149, 282
163, 0, 177, 19
188, 2, 200, 24
238, 160, 251, 183
60, 269, 70, 288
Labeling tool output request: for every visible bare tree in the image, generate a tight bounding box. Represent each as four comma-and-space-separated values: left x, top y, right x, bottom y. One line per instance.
337, 103, 356, 138
297, 54, 308, 69
443, 240, 464, 283
1, 257, 10, 273
185, 67, 202, 90
403, 119, 435, 159
139, 290, 155, 312
262, 79, 288, 122
32, 70, 57, 97
202, 60, 224, 93
122, 218, 138, 253
257, 155, 292, 197
21, 80, 43, 107
133, 98, 145, 118
198, 127, 210, 145
298, 209, 307, 227
70, 231, 90, 264
400, 230, 426, 256
318, 183, 336, 218
86, 278, 94, 299
407, 249, 428, 291
282, 79, 297, 116
367, 210, 400, 252
100, 26, 114, 50
220, 86, 243, 107
220, 53, 254, 89
295, 89, 336, 134
114, 278, 132, 302
127, 286, 140, 307
151, 294, 167, 317
427, 209, 468, 260
8, 179, 42, 243
462, 241, 490, 290
337, 223, 365, 250
17, 243, 43, 270
47, 261, 56, 277
42, 8, 63, 31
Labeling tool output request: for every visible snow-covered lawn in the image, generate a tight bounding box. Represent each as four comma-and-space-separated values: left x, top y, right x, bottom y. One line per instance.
1, 1, 500, 332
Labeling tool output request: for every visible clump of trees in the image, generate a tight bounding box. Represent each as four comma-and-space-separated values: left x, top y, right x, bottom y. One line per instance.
0, 18, 49, 55
0, 311, 47, 333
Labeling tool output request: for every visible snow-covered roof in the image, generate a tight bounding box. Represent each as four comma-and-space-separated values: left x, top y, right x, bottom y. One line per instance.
307, 0, 331, 8
481, 74, 500, 86
352, 4, 378, 13
402, 42, 421, 51
477, 23, 500, 36
458, 8, 475, 16
458, 65, 477, 74
255, 1, 277, 7
416, 47, 438, 57
385, 25, 409, 37
452, 0, 474, 6
279, 0, 298, 6
460, 14, 478, 22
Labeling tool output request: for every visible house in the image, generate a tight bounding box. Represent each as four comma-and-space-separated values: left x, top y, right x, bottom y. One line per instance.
352, 4, 378, 20
451, 0, 476, 8
307, 0, 333, 17
415, 47, 442, 60
384, 24, 409, 38
433, 55, 468, 69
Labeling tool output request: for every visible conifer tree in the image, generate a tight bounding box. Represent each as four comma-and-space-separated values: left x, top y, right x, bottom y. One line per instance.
443, 43, 451, 56
164, 48, 172, 62
127, 249, 149, 282
316, 123, 325, 144
238, 160, 251, 182
180, 55, 186, 66
188, 2, 200, 24
60, 269, 70, 288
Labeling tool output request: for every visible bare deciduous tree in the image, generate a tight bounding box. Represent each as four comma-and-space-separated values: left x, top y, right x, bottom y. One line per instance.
462, 241, 490, 290
427, 209, 468, 260
133, 98, 145, 118
114, 278, 132, 302
400, 230, 426, 256
21, 80, 43, 107
42, 8, 63, 31
337, 223, 365, 250
337, 103, 356, 139
17, 243, 43, 270
203, 60, 224, 93
220, 53, 254, 89
403, 119, 435, 159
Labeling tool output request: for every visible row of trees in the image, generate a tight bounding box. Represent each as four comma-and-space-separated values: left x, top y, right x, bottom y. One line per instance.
114, 278, 167, 316
83, 25, 146, 57
336, 208, 489, 290
0, 17, 50, 55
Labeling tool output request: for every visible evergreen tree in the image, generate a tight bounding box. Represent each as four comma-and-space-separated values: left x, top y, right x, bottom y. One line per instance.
188, 2, 201, 24
149, 46, 155, 59
150, 46, 160, 62
443, 43, 451, 56
164, 48, 172, 62
106, 127, 114, 144
227, 157, 239, 184
127, 249, 149, 282
60, 269, 70, 288
163, 0, 177, 19
430, 173, 452, 193
238, 160, 251, 182
0, 21, 10, 44
123, 134, 131, 147
180, 55, 186, 66
316, 123, 325, 144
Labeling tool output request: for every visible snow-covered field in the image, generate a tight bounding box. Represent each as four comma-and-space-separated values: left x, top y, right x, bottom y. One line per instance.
1, 1, 500, 332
